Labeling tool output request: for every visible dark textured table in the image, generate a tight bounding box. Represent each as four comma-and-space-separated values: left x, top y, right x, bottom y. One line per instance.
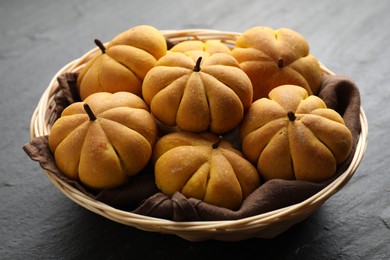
1, 0, 389, 259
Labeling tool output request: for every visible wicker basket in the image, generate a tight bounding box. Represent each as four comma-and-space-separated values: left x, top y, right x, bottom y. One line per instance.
29, 29, 368, 241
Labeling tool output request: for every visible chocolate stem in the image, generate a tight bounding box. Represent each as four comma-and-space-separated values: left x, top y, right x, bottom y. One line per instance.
94, 39, 106, 54
193, 57, 202, 72
84, 103, 97, 121
212, 136, 223, 149
277, 58, 284, 68
287, 111, 296, 121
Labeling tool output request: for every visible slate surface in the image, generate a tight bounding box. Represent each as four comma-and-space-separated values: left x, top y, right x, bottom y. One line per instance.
1, 0, 389, 259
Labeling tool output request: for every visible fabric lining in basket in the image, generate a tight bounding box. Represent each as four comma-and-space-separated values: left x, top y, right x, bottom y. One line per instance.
23, 72, 361, 222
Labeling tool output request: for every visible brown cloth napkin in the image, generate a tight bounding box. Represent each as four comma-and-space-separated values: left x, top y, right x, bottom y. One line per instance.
23, 73, 361, 221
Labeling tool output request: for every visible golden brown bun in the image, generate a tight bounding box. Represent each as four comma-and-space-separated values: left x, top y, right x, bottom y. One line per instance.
142, 51, 253, 134
170, 39, 231, 55
153, 131, 260, 210
232, 26, 322, 101
240, 85, 353, 182
77, 25, 167, 100
48, 92, 158, 190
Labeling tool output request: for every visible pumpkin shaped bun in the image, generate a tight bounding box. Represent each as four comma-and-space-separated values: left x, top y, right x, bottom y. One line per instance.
48, 92, 158, 190
77, 25, 167, 100
170, 39, 232, 55
153, 131, 261, 210
142, 51, 253, 134
240, 85, 353, 183
232, 26, 322, 101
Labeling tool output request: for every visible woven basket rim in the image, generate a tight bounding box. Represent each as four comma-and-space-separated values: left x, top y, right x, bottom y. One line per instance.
29, 29, 368, 241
